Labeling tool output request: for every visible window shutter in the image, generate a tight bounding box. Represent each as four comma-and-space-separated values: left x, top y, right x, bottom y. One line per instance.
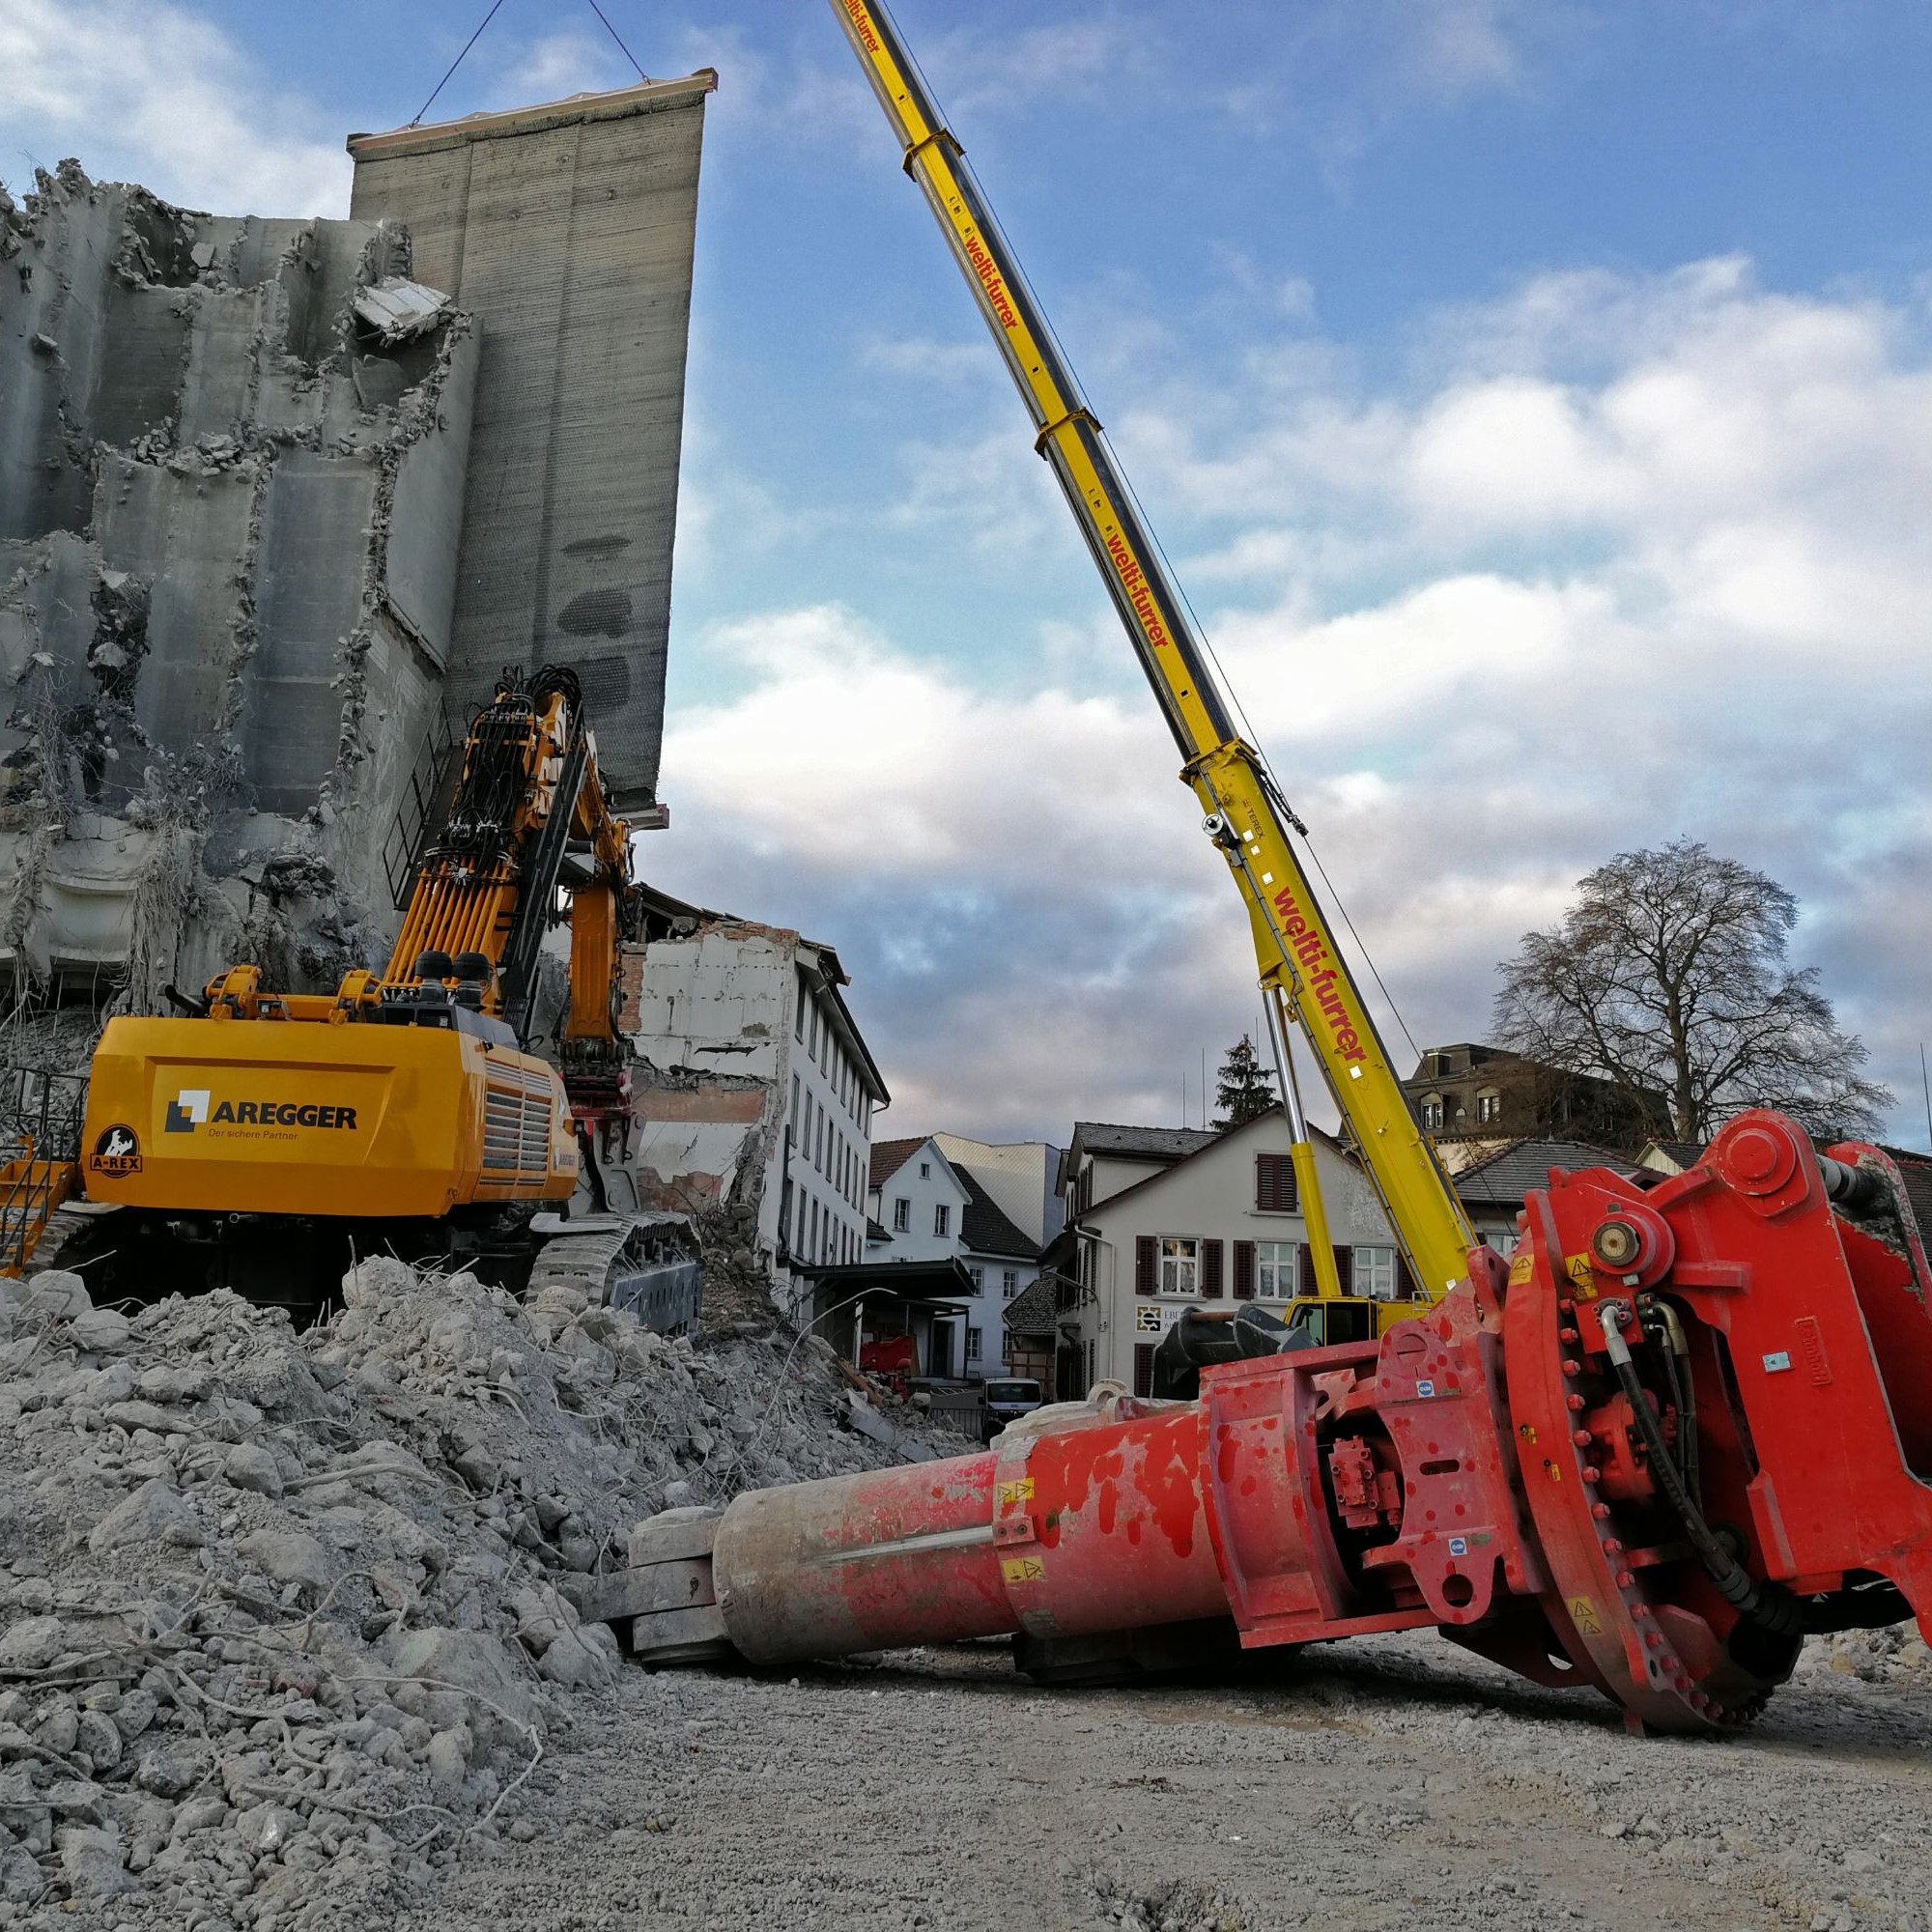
1396, 1251, 1417, 1299
1233, 1239, 1256, 1300
1333, 1244, 1354, 1294
1135, 1236, 1156, 1295
1202, 1238, 1225, 1300
1297, 1243, 1319, 1295
1132, 1343, 1156, 1398
1255, 1151, 1298, 1213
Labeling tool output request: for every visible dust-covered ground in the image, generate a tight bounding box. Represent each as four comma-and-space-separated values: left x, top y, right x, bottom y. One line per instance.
5, 1262, 1925, 1932
418, 1630, 1931, 1932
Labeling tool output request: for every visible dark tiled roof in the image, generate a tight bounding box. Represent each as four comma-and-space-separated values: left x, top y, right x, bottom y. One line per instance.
866, 1217, 892, 1244
1073, 1122, 1220, 1162
869, 1137, 924, 1188
1003, 1275, 1057, 1333
958, 1172, 1040, 1261
1453, 1137, 1648, 1209
1880, 1148, 1932, 1247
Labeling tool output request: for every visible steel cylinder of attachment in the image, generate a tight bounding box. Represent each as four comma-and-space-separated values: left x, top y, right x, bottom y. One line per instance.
702, 1402, 1230, 1665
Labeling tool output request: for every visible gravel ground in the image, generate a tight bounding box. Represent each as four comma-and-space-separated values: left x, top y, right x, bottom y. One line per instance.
417, 1631, 1931, 1932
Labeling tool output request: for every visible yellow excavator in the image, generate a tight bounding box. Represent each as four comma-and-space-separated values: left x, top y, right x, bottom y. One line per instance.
14, 667, 695, 1320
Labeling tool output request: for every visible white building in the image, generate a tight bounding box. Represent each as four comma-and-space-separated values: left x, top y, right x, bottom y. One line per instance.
1059, 1112, 1407, 1396
621, 886, 889, 1314
867, 1135, 1042, 1378
932, 1132, 1065, 1247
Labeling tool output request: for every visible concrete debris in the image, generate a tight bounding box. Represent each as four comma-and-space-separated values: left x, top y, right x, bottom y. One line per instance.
350, 277, 450, 342
0, 1257, 944, 1924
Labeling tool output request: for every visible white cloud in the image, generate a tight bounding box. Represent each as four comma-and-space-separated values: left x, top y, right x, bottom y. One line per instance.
0, 0, 350, 215
654, 257, 1932, 1148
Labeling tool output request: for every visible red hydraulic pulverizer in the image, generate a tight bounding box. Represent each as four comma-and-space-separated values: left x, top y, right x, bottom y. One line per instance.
623, 1113, 1932, 1731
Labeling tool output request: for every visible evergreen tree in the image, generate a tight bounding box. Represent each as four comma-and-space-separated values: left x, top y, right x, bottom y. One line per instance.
1213, 1035, 1276, 1129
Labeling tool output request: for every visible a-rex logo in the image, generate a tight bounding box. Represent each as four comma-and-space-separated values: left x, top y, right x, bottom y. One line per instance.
165, 1088, 359, 1132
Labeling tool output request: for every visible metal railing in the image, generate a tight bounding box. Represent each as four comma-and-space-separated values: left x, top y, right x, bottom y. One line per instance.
382, 707, 462, 909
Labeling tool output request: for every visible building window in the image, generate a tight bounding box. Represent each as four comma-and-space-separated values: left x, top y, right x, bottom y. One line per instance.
969, 1265, 983, 1290
935, 1204, 951, 1237
1002, 1269, 1018, 1299
1255, 1151, 1298, 1213
1159, 1236, 1200, 1295
1420, 1094, 1443, 1130
1476, 1089, 1501, 1124
893, 1197, 910, 1233
1256, 1240, 1297, 1298
920, 1161, 930, 1178
965, 1325, 982, 1363
1354, 1245, 1397, 1301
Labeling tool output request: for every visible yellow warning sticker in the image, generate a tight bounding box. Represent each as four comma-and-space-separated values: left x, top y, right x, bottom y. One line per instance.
1543, 1459, 1562, 1484
1564, 1254, 1600, 1299
1567, 1594, 1604, 1636
995, 1477, 1035, 1508
1507, 1252, 1536, 1287
1001, 1555, 1045, 1586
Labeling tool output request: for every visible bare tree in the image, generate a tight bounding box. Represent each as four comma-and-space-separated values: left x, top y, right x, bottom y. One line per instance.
1493, 839, 1891, 1144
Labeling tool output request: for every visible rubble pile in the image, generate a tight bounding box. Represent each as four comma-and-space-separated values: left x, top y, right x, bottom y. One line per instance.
0, 1261, 915, 1925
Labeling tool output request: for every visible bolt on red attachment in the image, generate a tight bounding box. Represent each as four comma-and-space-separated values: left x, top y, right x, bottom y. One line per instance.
618, 1112, 1932, 1736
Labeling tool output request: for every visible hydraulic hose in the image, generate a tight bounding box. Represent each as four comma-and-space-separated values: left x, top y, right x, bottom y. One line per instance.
1598, 1305, 1804, 1636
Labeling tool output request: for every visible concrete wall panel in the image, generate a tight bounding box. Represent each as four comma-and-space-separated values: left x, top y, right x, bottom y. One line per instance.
242, 452, 380, 813
348, 75, 713, 811
384, 326, 477, 666
97, 455, 253, 756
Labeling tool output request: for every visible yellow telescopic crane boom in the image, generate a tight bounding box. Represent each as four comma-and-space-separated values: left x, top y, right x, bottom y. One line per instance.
829, 0, 1475, 1295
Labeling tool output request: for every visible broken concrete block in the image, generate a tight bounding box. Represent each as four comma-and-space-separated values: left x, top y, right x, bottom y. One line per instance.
68, 1307, 132, 1352
6, 1270, 90, 1325
220, 1441, 283, 1498
236, 1528, 331, 1594
55, 1824, 134, 1898
534, 1623, 619, 1690
88, 1480, 201, 1554
100, 1398, 185, 1435
425, 1725, 469, 1795
0, 1615, 65, 1671
341, 1256, 417, 1309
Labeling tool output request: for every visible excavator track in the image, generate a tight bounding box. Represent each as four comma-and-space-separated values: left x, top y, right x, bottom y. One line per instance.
527, 1212, 702, 1336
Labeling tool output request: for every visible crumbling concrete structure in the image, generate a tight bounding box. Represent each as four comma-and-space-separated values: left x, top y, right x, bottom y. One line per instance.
349, 74, 716, 815
0, 73, 710, 1018
0, 164, 475, 1000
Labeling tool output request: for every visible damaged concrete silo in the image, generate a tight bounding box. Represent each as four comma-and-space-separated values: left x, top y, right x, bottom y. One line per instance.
0, 72, 711, 1034
348, 72, 717, 817
0, 165, 478, 1007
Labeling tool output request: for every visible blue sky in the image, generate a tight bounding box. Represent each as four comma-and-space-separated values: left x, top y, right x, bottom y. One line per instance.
6, 0, 1932, 1147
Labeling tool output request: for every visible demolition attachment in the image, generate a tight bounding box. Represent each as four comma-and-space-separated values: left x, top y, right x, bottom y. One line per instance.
613, 1116, 1932, 1733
